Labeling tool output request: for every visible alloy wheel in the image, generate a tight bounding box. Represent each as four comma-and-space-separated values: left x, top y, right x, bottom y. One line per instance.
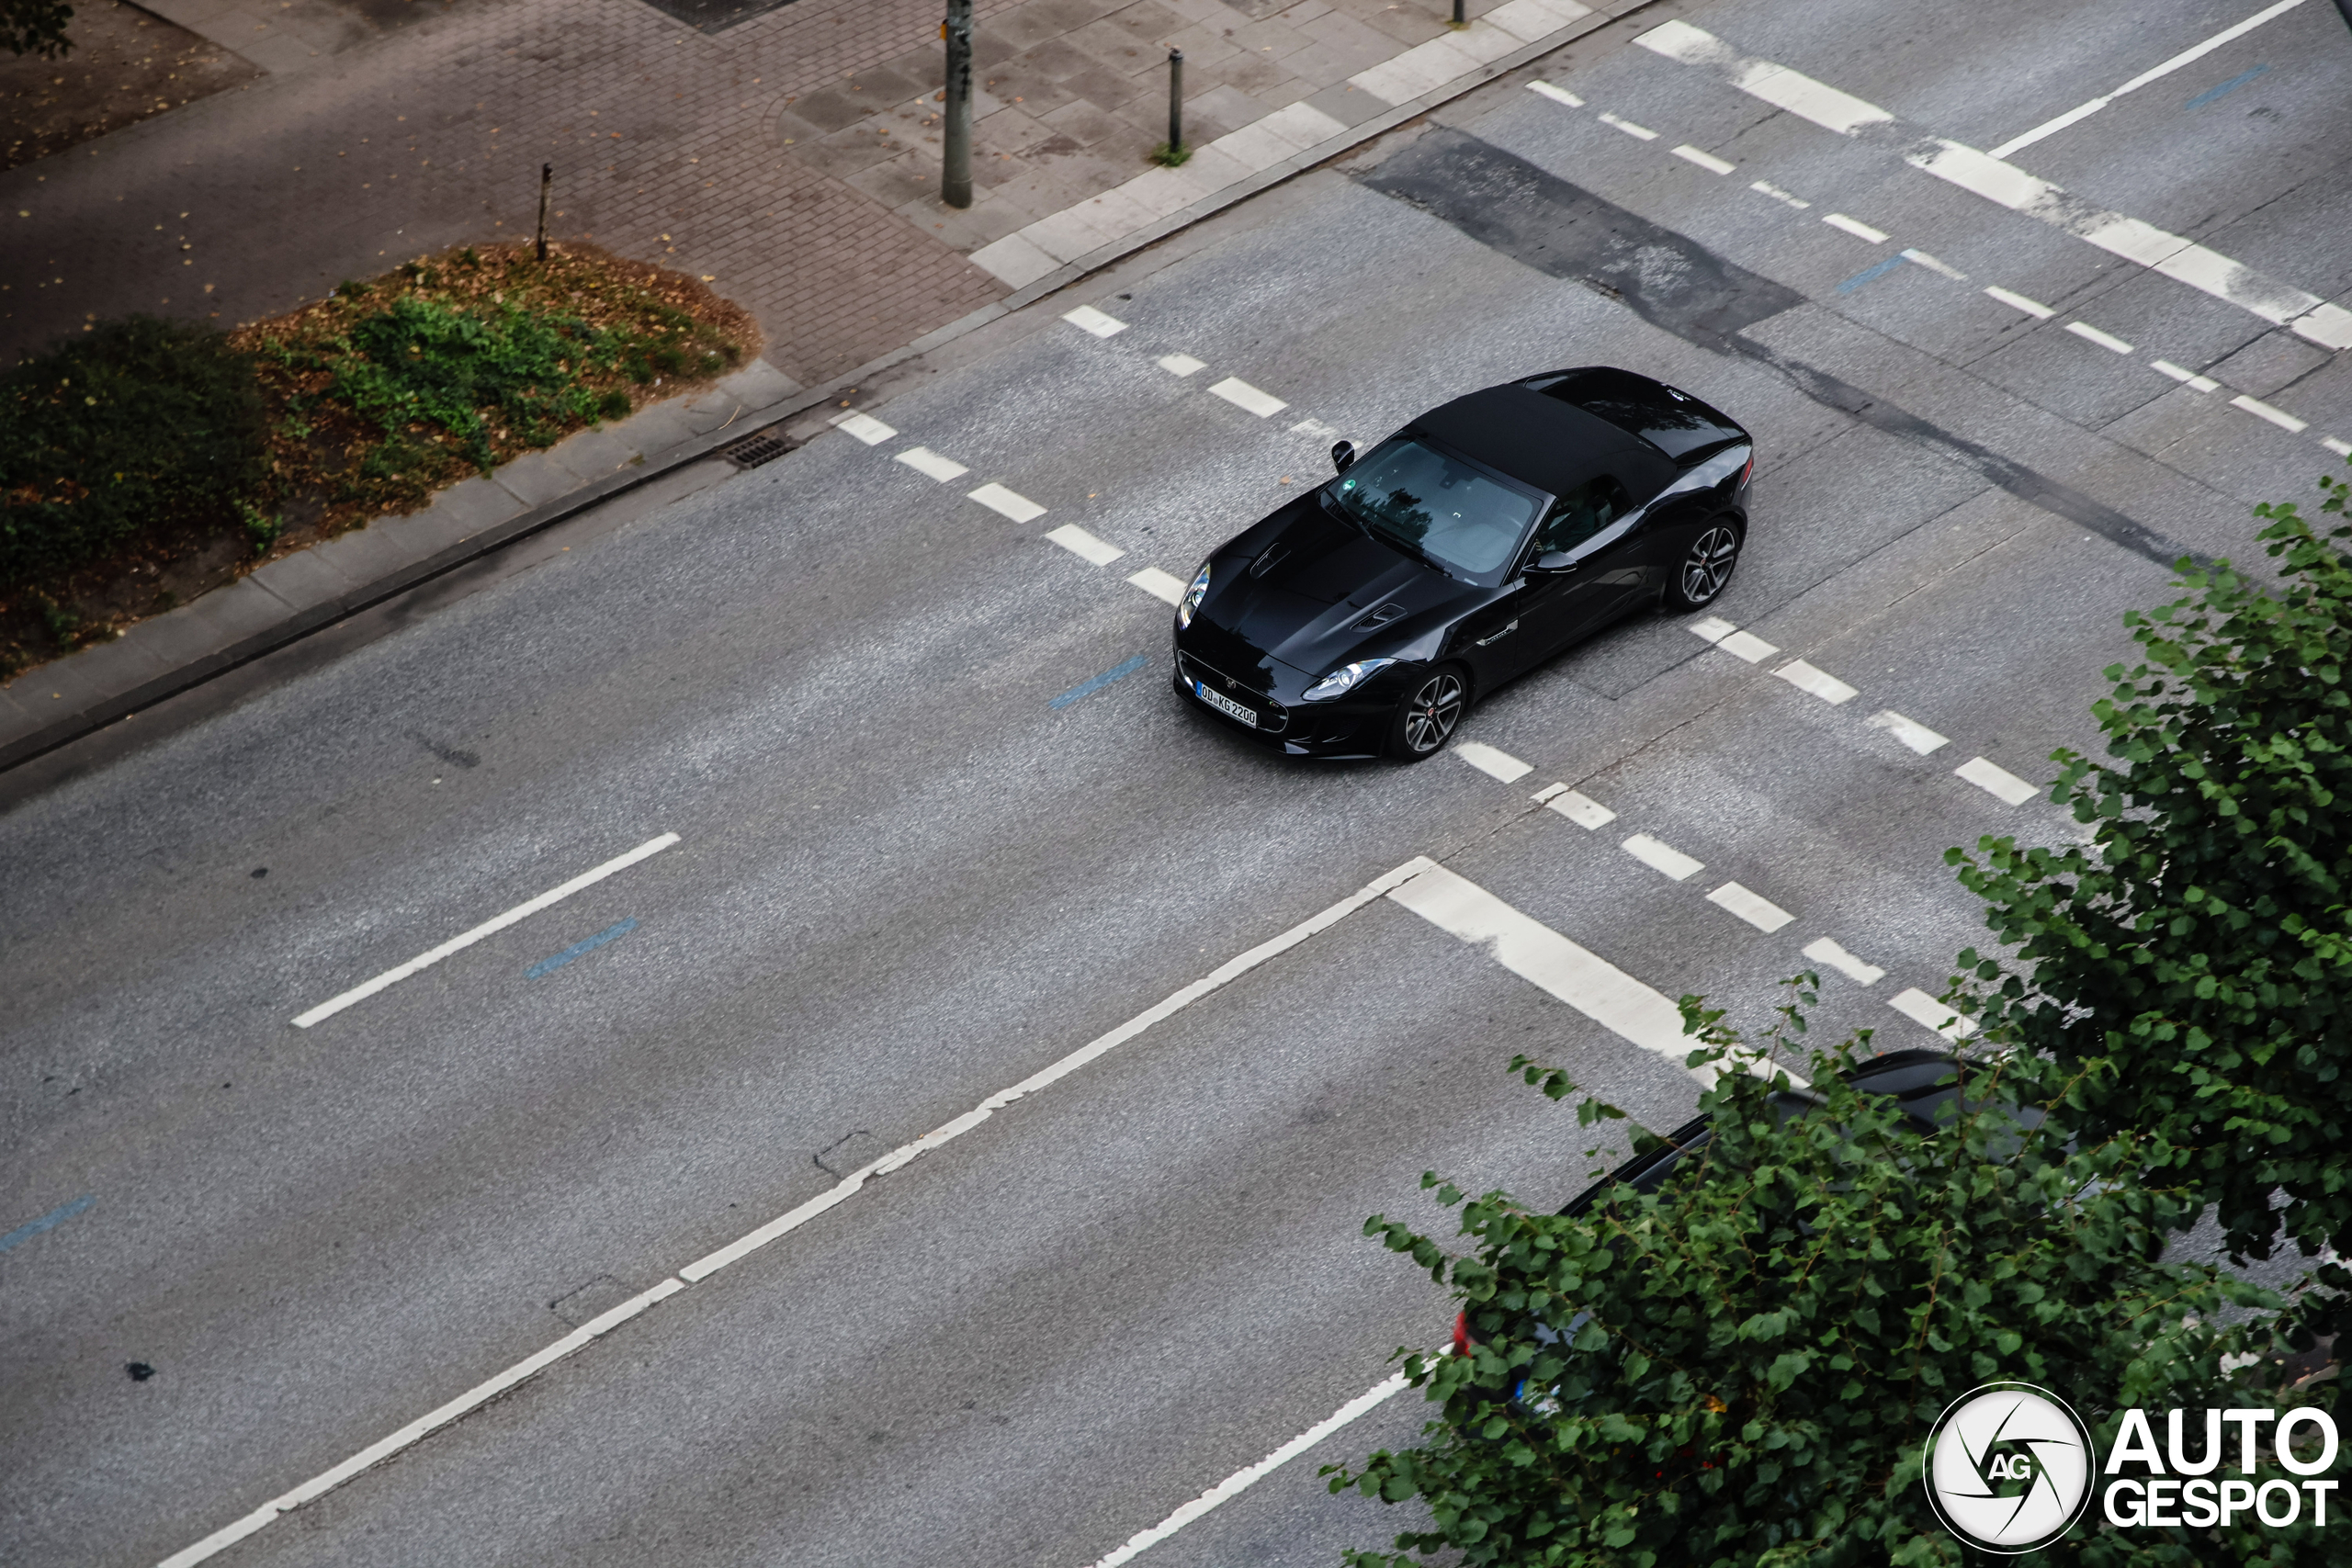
1401, 672, 1464, 753
1680, 525, 1740, 605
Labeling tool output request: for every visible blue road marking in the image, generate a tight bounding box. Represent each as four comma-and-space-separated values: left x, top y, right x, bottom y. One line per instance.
1050, 654, 1150, 709
1834, 254, 1907, 295
526, 918, 638, 979
2187, 64, 2267, 110
1, 1194, 93, 1256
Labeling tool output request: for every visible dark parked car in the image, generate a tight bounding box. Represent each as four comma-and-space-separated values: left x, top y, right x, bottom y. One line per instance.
1453, 1050, 2025, 1397
1173, 367, 1753, 760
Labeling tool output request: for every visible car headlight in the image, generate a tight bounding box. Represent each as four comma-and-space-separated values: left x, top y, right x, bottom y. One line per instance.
1177, 562, 1211, 628
1302, 657, 1396, 701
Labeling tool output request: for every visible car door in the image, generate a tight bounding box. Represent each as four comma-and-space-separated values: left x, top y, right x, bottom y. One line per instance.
1515, 476, 1644, 663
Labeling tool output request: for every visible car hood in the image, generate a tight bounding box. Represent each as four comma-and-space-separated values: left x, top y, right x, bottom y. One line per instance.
1199, 496, 1479, 675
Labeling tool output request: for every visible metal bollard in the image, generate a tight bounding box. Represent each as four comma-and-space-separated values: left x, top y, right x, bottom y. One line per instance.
943, 0, 974, 209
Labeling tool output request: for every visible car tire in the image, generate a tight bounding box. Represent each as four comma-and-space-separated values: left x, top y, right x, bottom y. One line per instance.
1664, 520, 1741, 611
1384, 665, 1468, 761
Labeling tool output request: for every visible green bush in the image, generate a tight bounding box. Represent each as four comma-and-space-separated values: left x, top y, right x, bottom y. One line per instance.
0, 316, 269, 589
323, 295, 602, 472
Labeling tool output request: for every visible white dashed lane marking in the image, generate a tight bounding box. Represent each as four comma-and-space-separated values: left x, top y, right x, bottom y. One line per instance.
1536, 785, 1616, 830
831, 411, 897, 445
1804, 936, 1885, 986
1209, 378, 1289, 418
1671, 143, 1736, 174
1599, 111, 1659, 140
1061, 304, 1128, 338
1157, 353, 1206, 377
1750, 179, 1811, 209
1984, 286, 2054, 319
967, 483, 1047, 523
894, 447, 968, 482
1125, 568, 1187, 604
1900, 248, 1967, 280
1528, 79, 1585, 107
1774, 659, 1858, 704
1821, 212, 1889, 243
1955, 756, 2038, 806
1045, 525, 1125, 566
1867, 710, 1951, 755
2233, 395, 2309, 434
1454, 741, 1533, 783
2065, 321, 2135, 355
1890, 987, 1976, 1040
1622, 832, 1704, 882
1708, 881, 1794, 932
2154, 358, 2221, 392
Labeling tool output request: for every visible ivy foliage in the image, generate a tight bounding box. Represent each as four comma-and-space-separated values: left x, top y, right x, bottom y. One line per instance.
1327, 997, 2335, 1567
2, 0, 74, 59
321, 295, 605, 474
0, 316, 268, 588
1949, 469, 2352, 1282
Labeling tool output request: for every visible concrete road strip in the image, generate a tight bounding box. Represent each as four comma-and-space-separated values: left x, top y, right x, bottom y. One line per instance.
175, 857, 1443, 1567
289, 834, 681, 1028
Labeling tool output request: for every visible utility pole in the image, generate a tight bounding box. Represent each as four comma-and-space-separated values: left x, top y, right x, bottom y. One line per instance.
943, 0, 973, 209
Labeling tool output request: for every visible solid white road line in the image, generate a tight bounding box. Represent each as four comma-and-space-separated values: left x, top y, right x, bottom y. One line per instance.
1708, 881, 1794, 932
2233, 394, 2309, 433
1454, 740, 1533, 783
1867, 710, 1951, 755
194, 858, 1444, 1567
968, 483, 1048, 523
1774, 659, 1858, 704
1889, 987, 1977, 1040
1046, 525, 1126, 566
2153, 358, 2222, 392
1622, 832, 1704, 881
1984, 286, 2055, 319
1900, 248, 1967, 280
1390, 863, 1803, 1088
290, 834, 681, 1028
1081, 1370, 1416, 1568
1157, 353, 1206, 377
831, 411, 898, 445
2066, 321, 2135, 354
895, 446, 969, 482
1821, 212, 1889, 243
1803, 936, 1885, 986
1599, 111, 1659, 140
1528, 79, 1586, 107
1638, 18, 2352, 347
1672, 143, 1736, 174
1543, 788, 1616, 830
1062, 304, 1129, 337
1126, 568, 1188, 605
1717, 629, 1779, 663
1987, 0, 2312, 159
1209, 378, 1289, 418
1956, 756, 2038, 806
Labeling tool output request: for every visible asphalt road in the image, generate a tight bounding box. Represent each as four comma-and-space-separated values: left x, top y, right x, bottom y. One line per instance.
6, 1, 2349, 1563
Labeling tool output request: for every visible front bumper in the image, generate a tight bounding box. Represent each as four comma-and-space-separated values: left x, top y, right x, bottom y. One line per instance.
1170, 638, 1396, 758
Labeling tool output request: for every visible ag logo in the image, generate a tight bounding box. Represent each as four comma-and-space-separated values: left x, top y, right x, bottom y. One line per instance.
1924, 1382, 2095, 1552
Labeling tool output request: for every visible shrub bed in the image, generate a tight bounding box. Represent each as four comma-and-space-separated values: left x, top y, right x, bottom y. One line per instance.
0, 243, 757, 682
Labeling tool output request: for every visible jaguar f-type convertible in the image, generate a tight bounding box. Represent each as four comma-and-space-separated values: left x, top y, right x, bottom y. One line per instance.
1171, 367, 1754, 761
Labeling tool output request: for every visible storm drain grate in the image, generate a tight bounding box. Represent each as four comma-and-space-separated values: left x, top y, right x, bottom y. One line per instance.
722, 424, 798, 468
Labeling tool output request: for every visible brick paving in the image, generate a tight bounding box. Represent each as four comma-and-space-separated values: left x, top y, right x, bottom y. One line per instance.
2, 0, 1506, 388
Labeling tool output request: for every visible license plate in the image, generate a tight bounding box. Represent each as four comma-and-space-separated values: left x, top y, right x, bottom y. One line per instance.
1194, 681, 1258, 727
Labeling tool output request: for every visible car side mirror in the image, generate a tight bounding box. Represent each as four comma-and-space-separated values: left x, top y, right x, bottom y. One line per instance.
1331, 440, 1357, 474
1528, 550, 1577, 573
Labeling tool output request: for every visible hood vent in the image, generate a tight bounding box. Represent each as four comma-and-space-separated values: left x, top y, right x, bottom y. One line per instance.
1249, 544, 1291, 578
1354, 601, 1406, 629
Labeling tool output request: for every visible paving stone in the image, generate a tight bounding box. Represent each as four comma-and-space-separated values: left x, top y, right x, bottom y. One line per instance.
2211, 331, 2333, 400
610, 402, 702, 459
119, 578, 296, 671
548, 426, 639, 484
247, 547, 361, 623
418, 476, 531, 536
718, 357, 803, 408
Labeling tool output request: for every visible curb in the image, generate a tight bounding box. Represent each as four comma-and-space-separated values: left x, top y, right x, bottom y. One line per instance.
0, 0, 1669, 778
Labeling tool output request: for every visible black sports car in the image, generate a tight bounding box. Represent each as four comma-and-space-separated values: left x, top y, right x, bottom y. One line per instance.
1172, 367, 1753, 760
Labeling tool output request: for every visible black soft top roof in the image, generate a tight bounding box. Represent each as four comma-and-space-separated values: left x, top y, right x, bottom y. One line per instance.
1521, 366, 1749, 463
1408, 384, 1678, 505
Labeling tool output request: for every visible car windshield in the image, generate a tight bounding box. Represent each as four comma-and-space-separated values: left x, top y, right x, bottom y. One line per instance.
1325, 438, 1538, 581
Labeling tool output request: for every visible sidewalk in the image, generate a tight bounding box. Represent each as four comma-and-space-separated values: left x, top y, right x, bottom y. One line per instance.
1, 0, 1659, 770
